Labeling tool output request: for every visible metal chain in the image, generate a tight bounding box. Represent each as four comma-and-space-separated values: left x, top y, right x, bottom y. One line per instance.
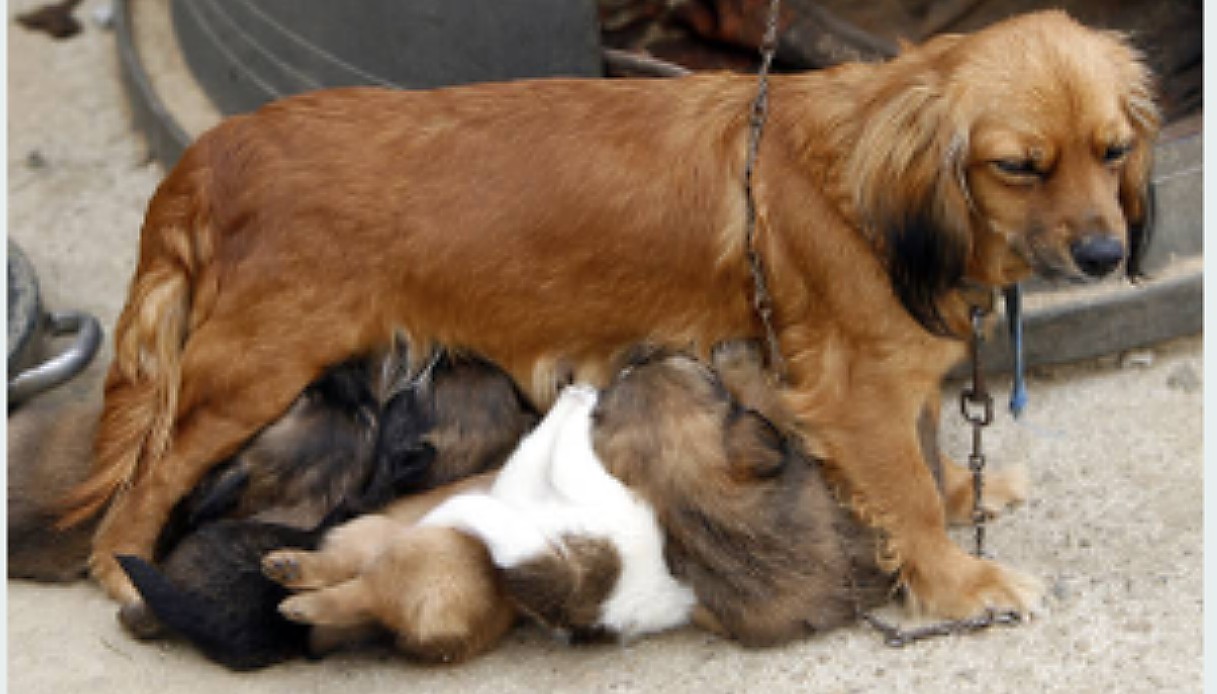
961, 306, 994, 558
743, 0, 787, 380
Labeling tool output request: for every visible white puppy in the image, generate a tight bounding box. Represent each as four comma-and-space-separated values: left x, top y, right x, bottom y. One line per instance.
421, 384, 696, 641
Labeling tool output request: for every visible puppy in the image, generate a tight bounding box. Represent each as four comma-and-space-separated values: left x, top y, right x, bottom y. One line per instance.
418, 384, 698, 642
8, 399, 101, 582
115, 348, 536, 669
594, 344, 893, 645
71, 12, 1157, 619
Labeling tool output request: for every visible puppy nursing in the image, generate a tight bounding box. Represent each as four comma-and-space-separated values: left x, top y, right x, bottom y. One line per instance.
265, 345, 889, 664
114, 349, 537, 668
419, 384, 697, 641
594, 344, 893, 645
265, 383, 696, 660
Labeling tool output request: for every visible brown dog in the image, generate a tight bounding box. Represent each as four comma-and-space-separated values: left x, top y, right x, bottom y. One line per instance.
68, 11, 1156, 618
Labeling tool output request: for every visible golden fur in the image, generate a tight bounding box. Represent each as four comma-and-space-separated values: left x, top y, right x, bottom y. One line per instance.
69, 11, 1157, 619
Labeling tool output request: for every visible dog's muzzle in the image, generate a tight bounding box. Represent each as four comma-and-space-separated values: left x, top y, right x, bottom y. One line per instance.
1070, 235, 1125, 278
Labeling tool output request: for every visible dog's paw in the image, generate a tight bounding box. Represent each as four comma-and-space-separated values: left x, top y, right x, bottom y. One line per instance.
262, 551, 306, 587
977, 463, 1030, 517
945, 462, 1030, 525
89, 552, 143, 605
903, 547, 1042, 620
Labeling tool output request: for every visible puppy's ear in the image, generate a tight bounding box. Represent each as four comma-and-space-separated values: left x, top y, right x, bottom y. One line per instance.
846, 68, 972, 336
1113, 41, 1161, 279
724, 407, 787, 481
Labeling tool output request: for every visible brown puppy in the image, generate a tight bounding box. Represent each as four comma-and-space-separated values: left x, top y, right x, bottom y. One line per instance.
593, 344, 893, 645
9, 399, 100, 582
264, 474, 517, 665
70, 11, 1157, 618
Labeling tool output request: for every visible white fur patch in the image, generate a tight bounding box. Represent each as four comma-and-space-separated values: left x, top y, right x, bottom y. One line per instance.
421, 384, 696, 640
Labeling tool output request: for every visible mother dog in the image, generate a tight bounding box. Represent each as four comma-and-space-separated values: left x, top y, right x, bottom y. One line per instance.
67, 11, 1156, 619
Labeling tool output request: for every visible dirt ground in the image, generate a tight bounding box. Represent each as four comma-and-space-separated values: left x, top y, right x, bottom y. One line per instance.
6, 2, 1204, 692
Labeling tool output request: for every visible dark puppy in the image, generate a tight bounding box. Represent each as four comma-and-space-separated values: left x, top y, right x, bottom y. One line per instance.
117, 522, 318, 670
118, 348, 536, 669
593, 343, 895, 646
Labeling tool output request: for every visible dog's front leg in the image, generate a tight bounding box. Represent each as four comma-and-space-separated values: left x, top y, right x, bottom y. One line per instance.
812, 389, 1041, 620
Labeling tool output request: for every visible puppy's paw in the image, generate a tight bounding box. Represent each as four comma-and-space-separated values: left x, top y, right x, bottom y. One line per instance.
279, 584, 369, 628
262, 551, 306, 587
903, 547, 1042, 620
710, 339, 764, 374
279, 595, 321, 624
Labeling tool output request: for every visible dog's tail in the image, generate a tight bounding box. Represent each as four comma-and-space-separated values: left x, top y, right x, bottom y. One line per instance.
115, 554, 308, 671
59, 159, 219, 528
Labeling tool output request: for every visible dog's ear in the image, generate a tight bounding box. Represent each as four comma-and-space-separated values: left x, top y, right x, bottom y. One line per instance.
1113, 40, 1160, 279
845, 66, 972, 336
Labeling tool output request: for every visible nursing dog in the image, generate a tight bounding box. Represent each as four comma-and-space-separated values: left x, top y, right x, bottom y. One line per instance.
69, 11, 1157, 618
266, 344, 893, 661
114, 349, 536, 669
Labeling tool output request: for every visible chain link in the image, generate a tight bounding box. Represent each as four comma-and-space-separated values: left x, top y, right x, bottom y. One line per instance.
963, 306, 991, 558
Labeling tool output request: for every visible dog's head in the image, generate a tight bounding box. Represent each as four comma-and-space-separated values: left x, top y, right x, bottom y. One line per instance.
846, 11, 1159, 333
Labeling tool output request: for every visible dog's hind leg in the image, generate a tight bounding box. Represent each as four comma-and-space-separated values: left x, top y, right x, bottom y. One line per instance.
939, 457, 1029, 525
89, 324, 346, 603
921, 393, 1028, 524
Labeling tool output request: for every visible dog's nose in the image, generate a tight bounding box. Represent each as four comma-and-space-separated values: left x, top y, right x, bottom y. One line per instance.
1070, 235, 1125, 278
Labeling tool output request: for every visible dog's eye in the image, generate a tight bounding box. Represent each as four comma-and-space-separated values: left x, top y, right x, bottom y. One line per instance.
991, 158, 1042, 180
1102, 142, 1132, 165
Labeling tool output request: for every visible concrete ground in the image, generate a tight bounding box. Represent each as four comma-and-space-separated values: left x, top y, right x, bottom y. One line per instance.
7, 2, 1204, 692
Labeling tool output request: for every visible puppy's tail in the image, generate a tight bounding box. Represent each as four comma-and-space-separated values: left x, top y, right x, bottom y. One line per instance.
59, 160, 218, 528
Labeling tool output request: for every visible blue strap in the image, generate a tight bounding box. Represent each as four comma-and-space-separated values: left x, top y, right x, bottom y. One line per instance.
1003, 284, 1028, 417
